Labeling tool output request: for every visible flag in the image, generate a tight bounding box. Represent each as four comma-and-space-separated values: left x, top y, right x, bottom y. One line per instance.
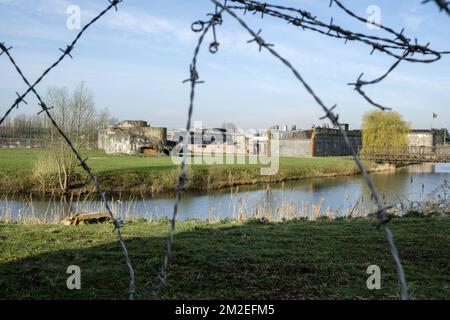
433, 113, 438, 119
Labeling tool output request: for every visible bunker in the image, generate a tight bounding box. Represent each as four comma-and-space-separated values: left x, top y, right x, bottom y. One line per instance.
98, 120, 167, 155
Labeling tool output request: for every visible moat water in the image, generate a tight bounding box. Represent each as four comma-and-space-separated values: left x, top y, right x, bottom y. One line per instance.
1, 163, 448, 222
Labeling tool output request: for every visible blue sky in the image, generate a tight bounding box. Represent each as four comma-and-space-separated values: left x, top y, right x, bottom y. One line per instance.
0, 0, 449, 130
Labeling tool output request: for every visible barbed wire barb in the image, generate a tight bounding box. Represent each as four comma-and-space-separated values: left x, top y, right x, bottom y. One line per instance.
422, 0, 450, 16
0, 42, 12, 57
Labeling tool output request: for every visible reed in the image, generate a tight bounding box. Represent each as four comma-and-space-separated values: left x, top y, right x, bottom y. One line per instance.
1, 180, 447, 224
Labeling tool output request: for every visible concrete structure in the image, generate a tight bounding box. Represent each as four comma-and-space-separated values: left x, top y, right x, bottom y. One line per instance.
98, 121, 167, 155
189, 128, 238, 155
170, 125, 362, 158
279, 129, 313, 157
169, 128, 275, 156
101, 122, 361, 158
171, 128, 255, 156
407, 130, 436, 148
279, 139, 311, 157
271, 124, 297, 132
313, 127, 361, 157
278, 126, 362, 157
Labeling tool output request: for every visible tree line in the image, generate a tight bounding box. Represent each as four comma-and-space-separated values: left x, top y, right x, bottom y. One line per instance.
0, 82, 117, 148
0, 82, 117, 194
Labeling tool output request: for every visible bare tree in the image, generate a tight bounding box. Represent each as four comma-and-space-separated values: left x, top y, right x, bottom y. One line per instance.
34, 82, 108, 193
44, 86, 76, 193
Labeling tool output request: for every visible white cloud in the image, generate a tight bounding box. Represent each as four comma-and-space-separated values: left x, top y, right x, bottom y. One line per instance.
401, 13, 425, 32
99, 8, 196, 43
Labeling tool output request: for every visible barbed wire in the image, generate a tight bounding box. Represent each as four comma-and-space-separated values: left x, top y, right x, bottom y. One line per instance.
153, 0, 422, 300
0, 0, 123, 126
218, 0, 410, 300
152, 8, 225, 298
423, 0, 450, 16
1, 0, 447, 301
223, 0, 449, 111
226, 0, 410, 300
0, 0, 137, 300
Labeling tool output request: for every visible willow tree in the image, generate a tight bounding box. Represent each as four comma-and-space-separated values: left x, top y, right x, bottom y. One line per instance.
362, 110, 411, 148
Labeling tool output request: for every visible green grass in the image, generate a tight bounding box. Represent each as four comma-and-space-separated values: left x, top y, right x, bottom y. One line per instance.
0, 215, 448, 299
0, 148, 388, 194
0, 148, 176, 175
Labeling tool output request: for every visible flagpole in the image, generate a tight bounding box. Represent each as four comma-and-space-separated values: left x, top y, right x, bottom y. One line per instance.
431, 113, 437, 130
444, 121, 447, 146
444, 128, 447, 146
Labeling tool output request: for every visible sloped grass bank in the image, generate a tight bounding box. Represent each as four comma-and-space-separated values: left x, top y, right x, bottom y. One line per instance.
0, 148, 390, 194
0, 214, 448, 299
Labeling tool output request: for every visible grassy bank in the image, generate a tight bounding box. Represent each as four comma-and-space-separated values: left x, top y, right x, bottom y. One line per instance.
0, 214, 448, 299
0, 148, 391, 194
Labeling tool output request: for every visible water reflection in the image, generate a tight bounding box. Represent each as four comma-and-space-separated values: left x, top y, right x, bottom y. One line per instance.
1, 163, 448, 222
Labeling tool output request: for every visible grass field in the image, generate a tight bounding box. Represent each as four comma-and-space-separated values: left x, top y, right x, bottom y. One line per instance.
0, 148, 389, 194
0, 214, 448, 299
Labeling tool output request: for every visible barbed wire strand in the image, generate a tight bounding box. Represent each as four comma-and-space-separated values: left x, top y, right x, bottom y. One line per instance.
152, 8, 224, 298
225, 0, 449, 111
348, 52, 408, 111
227, 0, 446, 61
0, 0, 136, 300
149, 0, 414, 299
0, 0, 123, 126
214, 0, 409, 300
422, 0, 450, 16
330, 0, 449, 109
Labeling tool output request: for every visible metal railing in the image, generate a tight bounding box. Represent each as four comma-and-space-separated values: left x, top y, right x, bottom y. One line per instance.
360, 145, 450, 163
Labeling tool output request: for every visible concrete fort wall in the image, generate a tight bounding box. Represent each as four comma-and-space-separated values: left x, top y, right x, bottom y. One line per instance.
408, 132, 435, 147
279, 130, 314, 140
312, 128, 361, 157
279, 139, 311, 157
278, 130, 313, 157
98, 124, 167, 155
278, 128, 361, 157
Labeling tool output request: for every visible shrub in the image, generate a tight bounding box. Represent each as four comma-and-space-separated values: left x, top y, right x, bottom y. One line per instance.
30, 154, 61, 193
